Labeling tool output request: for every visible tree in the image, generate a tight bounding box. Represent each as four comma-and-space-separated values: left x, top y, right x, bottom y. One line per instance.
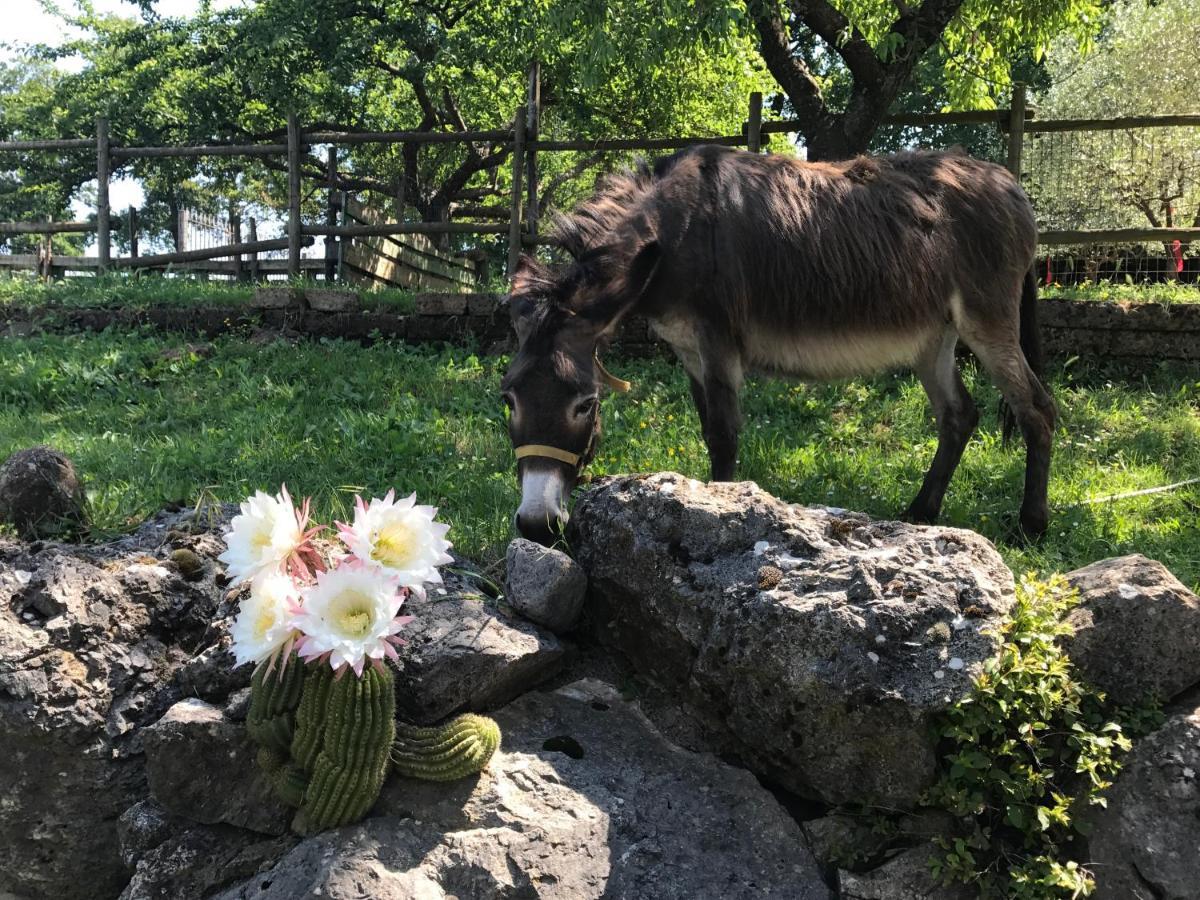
1, 0, 770, 251
1030, 0, 1200, 258
740, 0, 1104, 159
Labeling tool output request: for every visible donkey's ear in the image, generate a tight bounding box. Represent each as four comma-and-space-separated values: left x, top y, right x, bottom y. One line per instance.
509, 254, 550, 298
625, 239, 661, 298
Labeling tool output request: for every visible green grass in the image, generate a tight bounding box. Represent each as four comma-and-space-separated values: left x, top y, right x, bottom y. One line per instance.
1, 329, 1197, 588
0, 273, 417, 313
1042, 279, 1200, 304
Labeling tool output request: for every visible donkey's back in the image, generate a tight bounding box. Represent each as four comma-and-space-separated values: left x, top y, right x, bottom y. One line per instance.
640, 146, 1038, 379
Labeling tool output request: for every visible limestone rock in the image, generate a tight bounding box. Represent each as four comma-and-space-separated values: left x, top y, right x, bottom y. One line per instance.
143, 699, 290, 835
505, 537, 588, 632
1065, 554, 1200, 705
570, 473, 1015, 808
0, 508, 240, 899
390, 559, 565, 724
1086, 703, 1200, 899
0, 446, 87, 539
215, 680, 832, 900
838, 848, 973, 900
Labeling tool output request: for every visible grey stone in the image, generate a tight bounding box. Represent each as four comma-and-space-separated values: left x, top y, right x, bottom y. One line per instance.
838, 848, 973, 900
390, 560, 565, 724
414, 292, 469, 316
0, 511, 236, 899
304, 289, 359, 313
143, 699, 290, 835
117, 800, 181, 869
216, 679, 832, 900
467, 292, 502, 317
0, 446, 87, 539
505, 538, 588, 632
570, 473, 1015, 808
1086, 703, 1200, 899
119, 824, 297, 900
1064, 554, 1200, 705
250, 287, 301, 309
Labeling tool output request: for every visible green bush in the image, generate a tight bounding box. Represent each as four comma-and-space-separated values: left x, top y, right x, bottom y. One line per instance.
924, 575, 1157, 898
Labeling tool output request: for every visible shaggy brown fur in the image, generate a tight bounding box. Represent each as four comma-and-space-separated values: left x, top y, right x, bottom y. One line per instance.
504, 145, 1055, 545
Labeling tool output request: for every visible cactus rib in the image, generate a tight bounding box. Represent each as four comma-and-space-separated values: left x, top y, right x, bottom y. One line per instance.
390, 713, 501, 782
246, 656, 305, 755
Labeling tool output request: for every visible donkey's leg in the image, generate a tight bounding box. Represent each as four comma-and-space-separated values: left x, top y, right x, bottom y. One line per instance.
697, 337, 744, 482
959, 332, 1056, 540
686, 373, 710, 437
902, 329, 980, 524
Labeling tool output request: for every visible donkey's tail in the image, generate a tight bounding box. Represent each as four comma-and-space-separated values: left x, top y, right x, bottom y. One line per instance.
1001, 269, 1045, 443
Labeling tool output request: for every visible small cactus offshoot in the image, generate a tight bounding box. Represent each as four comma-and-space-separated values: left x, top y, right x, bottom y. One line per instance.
246, 657, 305, 755
390, 713, 502, 782
292, 665, 396, 834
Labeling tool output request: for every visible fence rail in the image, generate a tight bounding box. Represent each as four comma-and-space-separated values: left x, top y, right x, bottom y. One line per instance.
1, 77, 1197, 284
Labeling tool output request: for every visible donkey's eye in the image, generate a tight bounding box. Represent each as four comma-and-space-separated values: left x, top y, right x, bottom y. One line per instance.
573, 396, 599, 418
501, 393, 515, 410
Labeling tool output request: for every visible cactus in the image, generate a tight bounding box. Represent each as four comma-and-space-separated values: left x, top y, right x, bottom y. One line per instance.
246, 656, 305, 755
390, 713, 501, 782
289, 662, 338, 772
292, 666, 396, 834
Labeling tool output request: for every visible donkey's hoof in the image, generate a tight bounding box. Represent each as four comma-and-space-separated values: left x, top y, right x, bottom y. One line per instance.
898, 504, 937, 526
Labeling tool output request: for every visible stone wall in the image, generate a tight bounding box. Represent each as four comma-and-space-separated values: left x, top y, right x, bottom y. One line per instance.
2, 290, 1198, 363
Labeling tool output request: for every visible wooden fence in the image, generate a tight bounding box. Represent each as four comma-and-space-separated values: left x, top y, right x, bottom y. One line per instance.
1, 72, 1198, 283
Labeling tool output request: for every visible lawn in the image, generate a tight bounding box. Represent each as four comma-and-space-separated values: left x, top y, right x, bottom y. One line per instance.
1, 329, 1197, 589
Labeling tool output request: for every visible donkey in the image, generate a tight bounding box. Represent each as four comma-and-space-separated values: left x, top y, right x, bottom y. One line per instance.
501, 144, 1055, 546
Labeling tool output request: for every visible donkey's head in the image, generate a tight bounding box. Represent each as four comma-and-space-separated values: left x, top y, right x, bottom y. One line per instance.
501, 242, 659, 545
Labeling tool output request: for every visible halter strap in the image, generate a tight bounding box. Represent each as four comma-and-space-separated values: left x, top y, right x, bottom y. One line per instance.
514, 444, 582, 466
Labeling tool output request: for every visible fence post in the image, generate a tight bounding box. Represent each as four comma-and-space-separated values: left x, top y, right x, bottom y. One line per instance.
506, 104, 527, 277
96, 117, 111, 274
747, 92, 763, 153
248, 217, 260, 282
1006, 83, 1026, 180
287, 111, 302, 279
128, 206, 139, 260
525, 61, 541, 237
326, 147, 339, 283
231, 206, 245, 282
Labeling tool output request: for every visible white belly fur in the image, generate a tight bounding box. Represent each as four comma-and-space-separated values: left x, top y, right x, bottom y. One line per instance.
649, 313, 939, 381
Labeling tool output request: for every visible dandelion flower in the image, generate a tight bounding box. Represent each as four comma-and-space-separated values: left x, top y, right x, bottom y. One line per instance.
219, 486, 323, 588
230, 569, 302, 668
336, 490, 452, 589
291, 564, 413, 676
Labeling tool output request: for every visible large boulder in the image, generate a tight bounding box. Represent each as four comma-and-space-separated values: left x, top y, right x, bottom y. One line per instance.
1085, 701, 1200, 899
570, 473, 1015, 808
207, 680, 831, 900
0, 509, 238, 900
0, 446, 87, 539
838, 848, 973, 900
1064, 554, 1200, 705
390, 557, 565, 724
142, 699, 290, 835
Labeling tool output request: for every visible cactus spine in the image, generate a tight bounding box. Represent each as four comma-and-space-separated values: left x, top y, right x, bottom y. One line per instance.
290, 662, 338, 772
390, 713, 501, 782
293, 665, 396, 834
246, 657, 305, 755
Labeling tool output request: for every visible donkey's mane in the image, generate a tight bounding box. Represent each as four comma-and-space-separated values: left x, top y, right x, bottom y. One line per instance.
550, 160, 657, 259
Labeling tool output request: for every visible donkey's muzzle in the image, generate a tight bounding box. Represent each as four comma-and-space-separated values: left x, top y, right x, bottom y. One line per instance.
515, 467, 570, 546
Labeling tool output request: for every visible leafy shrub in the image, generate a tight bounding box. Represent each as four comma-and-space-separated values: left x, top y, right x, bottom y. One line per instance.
924, 575, 1147, 899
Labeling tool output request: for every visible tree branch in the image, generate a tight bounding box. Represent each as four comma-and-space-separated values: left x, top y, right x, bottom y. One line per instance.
787, 0, 882, 84
744, 0, 832, 146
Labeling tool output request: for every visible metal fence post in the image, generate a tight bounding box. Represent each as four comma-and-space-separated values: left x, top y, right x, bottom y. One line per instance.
287, 112, 302, 278
506, 105, 527, 277
96, 118, 111, 274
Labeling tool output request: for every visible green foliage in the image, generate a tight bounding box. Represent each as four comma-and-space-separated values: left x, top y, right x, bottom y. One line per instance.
391, 713, 502, 782
924, 576, 1134, 897
247, 657, 306, 755
1042, 280, 1200, 305
294, 665, 396, 835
